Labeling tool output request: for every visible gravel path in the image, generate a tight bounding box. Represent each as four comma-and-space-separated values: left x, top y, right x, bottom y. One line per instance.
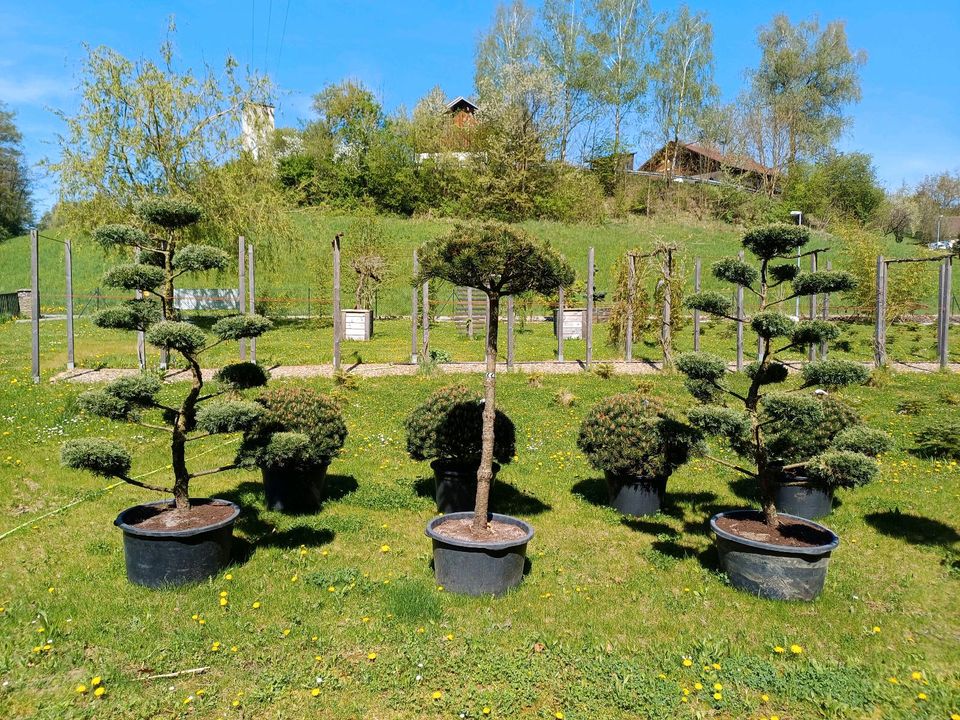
50, 359, 959, 384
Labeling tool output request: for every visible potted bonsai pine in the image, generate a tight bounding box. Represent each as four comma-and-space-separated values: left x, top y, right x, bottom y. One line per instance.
416, 222, 573, 596
405, 385, 516, 513
766, 395, 891, 519
239, 386, 348, 513
60, 197, 273, 588
577, 393, 702, 516
679, 222, 884, 600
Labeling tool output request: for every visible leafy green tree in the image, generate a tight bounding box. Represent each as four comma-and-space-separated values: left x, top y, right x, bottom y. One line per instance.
0, 101, 33, 240
750, 14, 866, 166
48, 22, 290, 243
61, 197, 273, 510
651, 5, 718, 174
417, 223, 573, 532
679, 223, 879, 526
585, 0, 655, 186
784, 152, 884, 224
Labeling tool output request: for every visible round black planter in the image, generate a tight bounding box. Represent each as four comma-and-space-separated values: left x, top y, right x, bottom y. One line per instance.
262, 463, 329, 514
114, 498, 240, 589
431, 460, 499, 514
709, 509, 839, 601
605, 472, 667, 516
425, 512, 533, 596
773, 478, 833, 520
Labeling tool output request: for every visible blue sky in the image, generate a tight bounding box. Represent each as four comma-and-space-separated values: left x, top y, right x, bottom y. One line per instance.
1, 0, 958, 214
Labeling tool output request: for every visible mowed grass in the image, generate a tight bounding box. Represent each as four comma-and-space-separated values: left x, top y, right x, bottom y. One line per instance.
0, 345, 958, 718
3, 313, 958, 374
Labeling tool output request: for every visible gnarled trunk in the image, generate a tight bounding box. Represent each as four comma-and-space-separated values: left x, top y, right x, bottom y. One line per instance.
473, 291, 500, 534
171, 352, 202, 510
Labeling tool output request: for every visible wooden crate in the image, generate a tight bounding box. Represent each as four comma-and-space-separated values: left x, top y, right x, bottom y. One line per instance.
343, 309, 373, 341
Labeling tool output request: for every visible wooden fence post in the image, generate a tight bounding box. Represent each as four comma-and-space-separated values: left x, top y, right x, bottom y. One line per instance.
411, 251, 419, 364
874, 256, 886, 368
693, 257, 701, 353
332, 234, 342, 370
507, 295, 515, 368
557, 287, 565, 362
30, 228, 39, 383
421, 277, 430, 362
661, 247, 673, 369
238, 236, 247, 361
586, 247, 594, 368
820, 259, 831, 359
626, 254, 635, 362
467, 287, 474, 340
808, 253, 818, 361
65, 239, 75, 371
135, 245, 146, 371
736, 249, 744, 371
248, 243, 256, 363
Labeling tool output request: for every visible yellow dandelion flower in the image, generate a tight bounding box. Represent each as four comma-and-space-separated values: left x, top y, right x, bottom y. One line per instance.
299, 548, 308, 557
790, 644, 803, 654
219, 591, 228, 598
437, 585, 444, 592
770, 715, 781, 720
192, 614, 199, 620
232, 699, 240, 707
252, 601, 261, 609
711, 662, 721, 670
91, 676, 101, 687
761, 693, 769, 702
872, 626, 881, 633
657, 673, 666, 679
713, 692, 723, 701
311, 688, 321, 697
367, 652, 377, 660
694, 682, 703, 690
328, 586, 336, 593
888, 677, 899, 684
773, 646, 785, 653
224, 573, 233, 580
380, 545, 391, 553
291, 574, 298, 582
482, 708, 491, 715
682, 658, 692, 667
911, 671, 922, 680
917, 693, 927, 701
713, 683, 722, 691
432, 691, 442, 700
94, 687, 105, 697
75, 684, 88, 694
554, 713, 564, 719
682, 689, 690, 696
219, 597, 228, 606
282, 629, 290, 637
231, 646, 238, 653
416, 627, 426, 634
198, 619, 205, 625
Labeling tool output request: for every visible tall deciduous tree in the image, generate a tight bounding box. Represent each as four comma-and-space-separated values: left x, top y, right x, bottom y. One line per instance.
651, 5, 717, 174
49, 22, 289, 243
0, 101, 33, 240
585, 0, 655, 183
538, 0, 597, 163
750, 14, 866, 167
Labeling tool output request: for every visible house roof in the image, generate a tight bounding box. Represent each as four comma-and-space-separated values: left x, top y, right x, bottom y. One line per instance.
445, 96, 479, 113
643, 141, 773, 176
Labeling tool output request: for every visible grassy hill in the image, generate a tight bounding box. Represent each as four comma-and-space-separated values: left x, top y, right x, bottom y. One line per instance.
0, 212, 924, 319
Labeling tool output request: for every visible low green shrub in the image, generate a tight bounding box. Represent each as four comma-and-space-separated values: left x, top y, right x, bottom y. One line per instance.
404, 385, 515, 466
913, 420, 960, 460
577, 393, 702, 482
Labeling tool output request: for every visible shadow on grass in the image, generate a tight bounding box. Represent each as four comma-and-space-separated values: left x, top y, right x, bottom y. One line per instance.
864, 510, 960, 548
413, 476, 551, 516
571, 477, 608, 507
220, 478, 352, 563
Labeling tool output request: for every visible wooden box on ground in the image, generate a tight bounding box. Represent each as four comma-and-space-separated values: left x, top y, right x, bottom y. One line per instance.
553, 308, 585, 340
343, 309, 373, 340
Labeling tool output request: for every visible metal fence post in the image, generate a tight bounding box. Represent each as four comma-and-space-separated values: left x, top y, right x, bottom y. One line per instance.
693, 257, 701, 352
821, 260, 831, 359
65, 239, 75, 370
557, 287, 565, 362
808, 253, 818, 361
238, 236, 247, 361
586, 246, 594, 368
332, 234, 342, 370
135, 245, 145, 370
736, 250, 744, 371
626, 254, 635, 362
30, 229, 39, 383
248, 243, 256, 363
874, 256, 886, 368
507, 295, 515, 368
411, 251, 419, 364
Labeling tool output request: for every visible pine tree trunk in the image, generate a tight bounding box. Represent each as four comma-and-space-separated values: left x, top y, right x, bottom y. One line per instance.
171, 353, 203, 510
472, 292, 500, 534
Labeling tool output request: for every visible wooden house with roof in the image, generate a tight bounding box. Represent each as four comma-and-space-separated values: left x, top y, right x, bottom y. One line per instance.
639, 141, 775, 191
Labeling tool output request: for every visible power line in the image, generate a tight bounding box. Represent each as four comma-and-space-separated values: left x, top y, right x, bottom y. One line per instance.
264, 0, 273, 74
277, 0, 290, 68
250, 0, 256, 69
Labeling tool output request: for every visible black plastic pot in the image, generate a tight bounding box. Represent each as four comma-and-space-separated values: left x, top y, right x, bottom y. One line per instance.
431, 460, 499, 514
710, 509, 839, 601
773, 477, 833, 520
114, 498, 240, 589
262, 463, 329, 514
425, 512, 533, 596
605, 472, 667, 516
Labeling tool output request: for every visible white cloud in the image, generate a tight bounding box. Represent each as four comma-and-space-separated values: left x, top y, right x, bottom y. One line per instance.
0, 75, 73, 105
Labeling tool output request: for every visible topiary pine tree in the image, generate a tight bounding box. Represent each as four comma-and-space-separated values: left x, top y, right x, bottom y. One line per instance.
678, 222, 882, 526
61, 197, 273, 512
416, 222, 574, 534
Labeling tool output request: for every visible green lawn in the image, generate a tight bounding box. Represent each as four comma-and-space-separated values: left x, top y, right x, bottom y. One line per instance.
0, 356, 958, 718
2, 314, 958, 374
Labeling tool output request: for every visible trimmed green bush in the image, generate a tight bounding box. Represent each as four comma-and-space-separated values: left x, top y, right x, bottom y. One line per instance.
791, 320, 840, 346
93, 299, 161, 331
405, 385, 515, 466
195, 401, 263, 435
805, 450, 878, 489
741, 223, 809, 259
792, 270, 857, 296
215, 362, 271, 391
684, 291, 733, 317
712, 257, 759, 287
913, 420, 960, 460
61, 439, 132, 478
104, 374, 162, 405
833, 426, 893, 457
145, 320, 208, 355
92, 224, 149, 249
172, 244, 229, 272
137, 196, 204, 228
212, 315, 274, 341
77, 390, 130, 420
802, 359, 870, 388
102, 263, 164, 291
751, 311, 794, 339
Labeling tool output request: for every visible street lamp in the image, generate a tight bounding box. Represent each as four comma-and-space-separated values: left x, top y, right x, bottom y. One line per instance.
937, 214, 943, 244
790, 211, 802, 319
